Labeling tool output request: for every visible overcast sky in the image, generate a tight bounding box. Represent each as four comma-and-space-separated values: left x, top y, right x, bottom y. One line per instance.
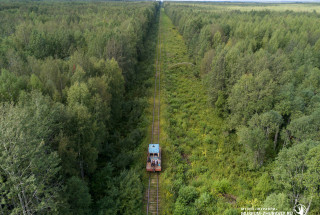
164, 0, 320, 2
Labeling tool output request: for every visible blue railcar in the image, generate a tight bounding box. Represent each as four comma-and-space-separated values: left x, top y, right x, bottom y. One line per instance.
146, 144, 161, 172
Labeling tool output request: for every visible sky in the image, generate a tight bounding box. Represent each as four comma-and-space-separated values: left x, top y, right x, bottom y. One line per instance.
164, 0, 320, 2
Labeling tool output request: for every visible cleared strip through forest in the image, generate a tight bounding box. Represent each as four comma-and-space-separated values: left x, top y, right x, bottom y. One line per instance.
157, 8, 227, 214
146, 9, 162, 215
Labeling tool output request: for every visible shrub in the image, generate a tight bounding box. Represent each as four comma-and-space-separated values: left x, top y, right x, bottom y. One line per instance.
177, 185, 199, 205
223, 208, 239, 215
213, 179, 231, 194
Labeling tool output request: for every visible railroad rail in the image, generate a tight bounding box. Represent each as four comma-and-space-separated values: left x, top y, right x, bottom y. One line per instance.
147, 10, 161, 215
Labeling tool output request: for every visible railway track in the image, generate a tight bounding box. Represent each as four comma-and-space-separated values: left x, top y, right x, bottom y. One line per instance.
146, 9, 161, 215
147, 173, 159, 215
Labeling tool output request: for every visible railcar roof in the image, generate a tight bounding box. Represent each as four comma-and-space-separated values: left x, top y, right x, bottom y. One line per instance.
149, 144, 159, 153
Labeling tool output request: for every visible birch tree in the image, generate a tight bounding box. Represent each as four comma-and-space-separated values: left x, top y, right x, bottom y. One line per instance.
0, 93, 62, 215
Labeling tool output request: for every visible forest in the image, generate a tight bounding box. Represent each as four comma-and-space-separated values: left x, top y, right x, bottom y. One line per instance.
0, 1, 159, 214
161, 2, 320, 214
1, 1, 320, 215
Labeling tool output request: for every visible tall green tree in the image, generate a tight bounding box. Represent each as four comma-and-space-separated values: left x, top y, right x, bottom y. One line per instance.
249, 111, 283, 150
238, 126, 269, 169
305, 145, 320, 213
272, 141, 319, 210
228, 70, 276, 126
0, 92, 62, 215
65, 176, 91, 215
263, 193, 291, 211
0, 69, 25, 103
287, 109, 320, 142
66, 82, 98, 179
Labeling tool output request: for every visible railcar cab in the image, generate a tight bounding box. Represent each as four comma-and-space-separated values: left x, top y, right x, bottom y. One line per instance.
146, 144, 161, 172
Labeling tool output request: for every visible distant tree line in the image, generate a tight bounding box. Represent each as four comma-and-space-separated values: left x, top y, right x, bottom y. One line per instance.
165, 3, 320, 214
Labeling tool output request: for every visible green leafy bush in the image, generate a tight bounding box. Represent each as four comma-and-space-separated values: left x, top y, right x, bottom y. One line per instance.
213, 179, 231, 194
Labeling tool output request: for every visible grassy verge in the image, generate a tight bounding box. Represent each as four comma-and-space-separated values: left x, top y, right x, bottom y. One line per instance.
159, 9, 272, 214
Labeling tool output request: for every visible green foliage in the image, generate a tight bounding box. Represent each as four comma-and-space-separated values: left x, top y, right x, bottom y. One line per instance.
228, 70, 276, 126
177, 186, 199, 205
29, 73, 44, 91
253, 173, 274, 199
65, 176, 92, 215
0, 1, 159, 214
3, 1, 320, 214
195, 192, 216, 214
117, 169, 143, 215
174, 201, 197, 215
262, 193, 291, 211
305, 145, 320, 212
71, 65, 86, 84
165, 4, 320, 213
0, 69, 25, 102
215, 90, 227, 117
273, 141, 320, 207
238, 126, 269, 169
213, 179, 231, 194
160, 11, 233, 213
223, 208, 239, 215
91, 165, 119, 215
287, 109, 320, 142
67, 82, 91, 107
0, 92, 62, 214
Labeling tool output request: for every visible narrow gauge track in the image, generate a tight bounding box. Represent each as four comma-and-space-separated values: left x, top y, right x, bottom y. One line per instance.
146, 10, 161, 215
